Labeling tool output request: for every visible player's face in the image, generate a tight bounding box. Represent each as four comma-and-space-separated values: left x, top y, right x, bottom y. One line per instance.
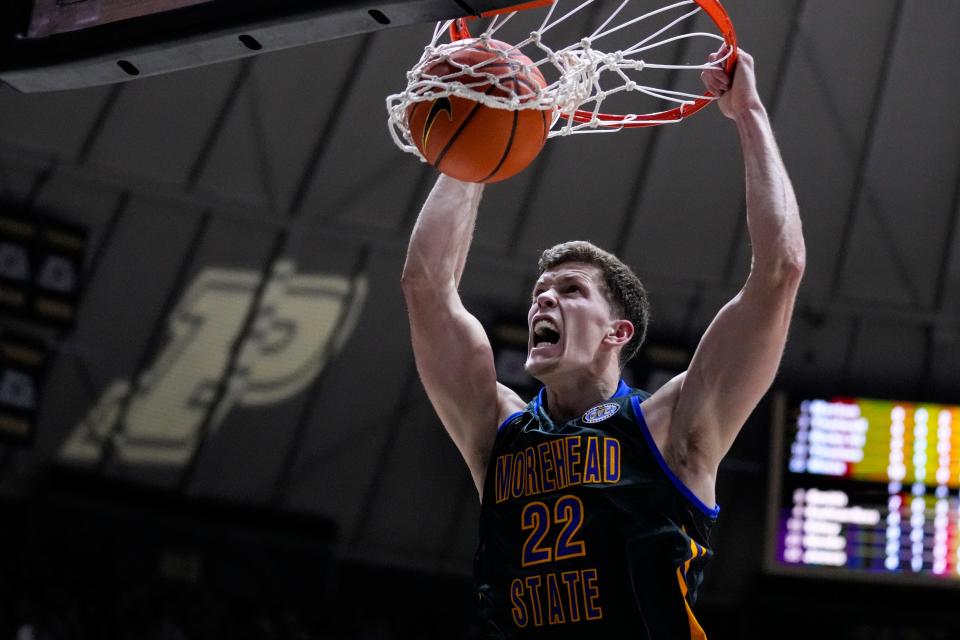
525, 262, 619, 379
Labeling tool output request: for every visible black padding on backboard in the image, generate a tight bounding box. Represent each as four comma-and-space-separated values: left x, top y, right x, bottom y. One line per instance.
0, 0, 525, 93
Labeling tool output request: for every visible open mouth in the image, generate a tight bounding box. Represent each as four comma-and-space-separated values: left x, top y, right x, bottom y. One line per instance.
532, 318, 561, 349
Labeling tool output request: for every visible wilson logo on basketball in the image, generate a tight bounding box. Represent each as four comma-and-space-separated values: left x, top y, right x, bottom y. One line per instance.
422, 97, 453, 150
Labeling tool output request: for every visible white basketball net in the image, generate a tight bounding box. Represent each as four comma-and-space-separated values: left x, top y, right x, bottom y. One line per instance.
387, 0, 735, 161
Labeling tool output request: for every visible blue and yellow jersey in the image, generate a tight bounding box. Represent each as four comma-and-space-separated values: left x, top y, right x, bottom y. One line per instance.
475, 380, 718, 639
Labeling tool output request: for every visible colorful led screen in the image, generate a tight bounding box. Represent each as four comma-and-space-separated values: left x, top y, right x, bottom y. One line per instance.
766, 396, 960, 585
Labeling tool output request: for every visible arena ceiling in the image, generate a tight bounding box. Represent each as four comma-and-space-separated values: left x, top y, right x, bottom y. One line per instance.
0, 0, 957, 576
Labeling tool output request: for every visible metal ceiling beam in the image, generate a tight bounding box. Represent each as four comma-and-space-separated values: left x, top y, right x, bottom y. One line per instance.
838, 316, 861, 391
721, 0, 807, 286
185, 59, 255, 191
918, 121, 960, 397
247, 70, 279, 209
79, 191, 133, 309
77, 83, 126, 165
347, 363, 422, 550
57, 191, 134, 407
24, 164, 53, 204
289, 33, 374, 218
2, 138, 959, 337
175, 227, 288, 493
826, 0, 907, 302
96, 211, 212, 475
177, 26, 379, 492
932, 151, 960, 313
270, 246, 372, 508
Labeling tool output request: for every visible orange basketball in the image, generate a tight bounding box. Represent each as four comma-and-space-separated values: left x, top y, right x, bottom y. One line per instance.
406, 39, 551, 184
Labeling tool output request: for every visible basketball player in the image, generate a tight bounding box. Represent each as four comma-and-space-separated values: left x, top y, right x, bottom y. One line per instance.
401, 46, 804, 638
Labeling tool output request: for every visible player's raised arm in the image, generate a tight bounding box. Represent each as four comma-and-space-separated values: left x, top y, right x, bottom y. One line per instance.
402, 174, 525, 493
644, 48, 806, 502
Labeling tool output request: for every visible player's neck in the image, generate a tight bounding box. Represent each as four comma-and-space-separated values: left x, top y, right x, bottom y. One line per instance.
542, 369, 621, 424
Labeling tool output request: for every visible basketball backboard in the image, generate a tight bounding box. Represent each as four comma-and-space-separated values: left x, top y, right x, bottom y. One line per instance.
0, 0, 526, 93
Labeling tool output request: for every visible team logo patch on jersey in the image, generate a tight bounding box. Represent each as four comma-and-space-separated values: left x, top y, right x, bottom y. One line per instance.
582, 402, 620, 424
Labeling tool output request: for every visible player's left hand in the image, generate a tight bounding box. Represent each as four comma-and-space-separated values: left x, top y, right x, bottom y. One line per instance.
700, 45, 762, 120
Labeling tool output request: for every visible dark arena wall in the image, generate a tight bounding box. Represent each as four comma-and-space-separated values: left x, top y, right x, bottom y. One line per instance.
0, 0, 959, 638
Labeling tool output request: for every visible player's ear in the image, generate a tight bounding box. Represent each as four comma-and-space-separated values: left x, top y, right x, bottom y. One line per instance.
605, 319, 634, 347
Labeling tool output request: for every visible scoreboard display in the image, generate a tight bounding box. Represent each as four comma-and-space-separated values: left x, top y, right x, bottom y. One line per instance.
766, 395, 960, 585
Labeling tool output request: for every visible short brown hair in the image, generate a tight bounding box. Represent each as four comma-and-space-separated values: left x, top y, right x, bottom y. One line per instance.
538, 241, 650, 366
